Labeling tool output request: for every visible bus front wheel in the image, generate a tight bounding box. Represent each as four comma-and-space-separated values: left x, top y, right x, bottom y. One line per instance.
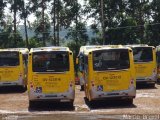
29, 101, 36, 108
68, 100, 74, 107
126, 98, 133, 105
23, 85, 27, 91
150, 83, 155, 88
80, 85, 84, 91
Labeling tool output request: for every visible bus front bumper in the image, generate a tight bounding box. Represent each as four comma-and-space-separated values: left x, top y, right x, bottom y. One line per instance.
28, 88, 75, 102
157, 74, 160, 83
0, 79, 24, 86
136, 74, 157, 84
89, 86, 136, 100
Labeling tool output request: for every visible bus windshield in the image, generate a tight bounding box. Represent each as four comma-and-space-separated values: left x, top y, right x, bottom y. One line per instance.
32, 51, 69, 72
93, 49, 130, 71
133, 47, 153, 62
0, 52, 19, 66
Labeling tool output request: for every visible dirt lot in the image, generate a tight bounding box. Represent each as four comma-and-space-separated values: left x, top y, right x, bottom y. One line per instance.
0, 84, 160, 120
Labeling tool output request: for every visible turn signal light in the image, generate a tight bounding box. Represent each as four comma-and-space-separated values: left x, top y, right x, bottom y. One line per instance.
91, 81, 95, 87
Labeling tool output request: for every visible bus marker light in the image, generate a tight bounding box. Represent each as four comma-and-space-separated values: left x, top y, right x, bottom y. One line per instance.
130, 79, 134, 85
91, 81, 95, 87
70, 81, 73, 87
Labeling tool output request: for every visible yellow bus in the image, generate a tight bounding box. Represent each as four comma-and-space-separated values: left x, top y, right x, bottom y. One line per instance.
0, 48, 28, 88
82, 45, 136, 104
77, 46, 102, 90
128, 45, 157, 87
28, 47, 75, 107
156, 46, 160, 83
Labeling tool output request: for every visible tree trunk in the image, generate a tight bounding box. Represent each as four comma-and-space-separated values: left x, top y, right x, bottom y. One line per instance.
139, 0, 144, 43
75, 0, 78, 46
56, 0, 60, 46
13, 4, 17, 46
42, 0, 45, 46
24, 17, 29, 48
53, 0, 56, 46
100, 0, 105, 45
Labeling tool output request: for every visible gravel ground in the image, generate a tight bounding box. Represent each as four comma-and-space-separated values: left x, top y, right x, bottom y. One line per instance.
0, 84, 160, 120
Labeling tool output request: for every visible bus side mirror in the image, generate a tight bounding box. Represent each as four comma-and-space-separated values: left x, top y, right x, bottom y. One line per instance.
76, 58, 79, 64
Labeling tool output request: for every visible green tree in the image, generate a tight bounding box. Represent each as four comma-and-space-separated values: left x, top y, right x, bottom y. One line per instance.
0, 0, 7, 27
30, 14, 51, 46
20, 0, 30, 48
126, 0, 151, 44
29, 0, 51, 46
84, 0, 151, 45
145, 0, 160, 46
28, 37, 43, 48
50, 0, 81, 46
0, 15, 12, 47
66, 22, 89, 59
0, 14, 23, 48
8, 0, 24, 46
66, 22, 89, 74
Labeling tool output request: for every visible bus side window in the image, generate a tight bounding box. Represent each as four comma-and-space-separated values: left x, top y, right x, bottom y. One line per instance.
84, 56, 88, 73
83, 56, 88, 82
23, 54, 28, 67
79, 55, 84, 72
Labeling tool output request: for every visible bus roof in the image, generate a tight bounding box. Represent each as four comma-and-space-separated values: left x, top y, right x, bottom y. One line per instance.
0, 48, 29, 53
81, 45, 130, 55
30, 46, 70, 52
80, 45, 125, 51
78, 45, 102, 57
125, 45, 155, 49
79, 46, 102, 51
102, 45, 123, 48
156, 45, 160, 51
125, 44, 148, 47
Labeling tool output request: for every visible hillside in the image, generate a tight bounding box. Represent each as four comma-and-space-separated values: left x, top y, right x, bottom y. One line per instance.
18, 25, 96, 40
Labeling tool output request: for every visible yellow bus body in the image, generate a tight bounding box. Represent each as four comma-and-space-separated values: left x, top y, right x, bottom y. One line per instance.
28, 47, 75, 105
156, 46, 160, 81
83, 46, 136, 103
77, 46, 103, 90
129, 45, 157, 85
0, 48, 28, 87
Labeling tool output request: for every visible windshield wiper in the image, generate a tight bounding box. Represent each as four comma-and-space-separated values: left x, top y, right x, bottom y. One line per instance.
107, 68, 117, 70
46, 70, 55, 72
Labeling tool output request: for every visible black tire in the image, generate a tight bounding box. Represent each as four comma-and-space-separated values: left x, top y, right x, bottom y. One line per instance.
68, 100, 74, 107
157, 79, 160, 84
126, 98, 133, 105
80, 85, 84, 91
84, 86, 87, 98
150, 83, 155, 88
89, 100, 95, 106
29, 101, 36, 108
23, 85, 27, 91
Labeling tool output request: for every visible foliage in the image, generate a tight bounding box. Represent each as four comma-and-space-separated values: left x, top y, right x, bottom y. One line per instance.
66, 22, 89, 72
66, 22, 89, 55
31, 14, 51, 41
28, 37, 43, 48
0, 0, 7, 25
0, 0, 160, 48
84, 0, 160, 46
